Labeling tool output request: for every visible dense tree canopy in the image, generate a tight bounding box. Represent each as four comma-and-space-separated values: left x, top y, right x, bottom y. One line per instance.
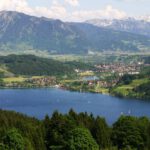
0, 110, 150, 150
111, 116, 150, 150
1, 129, 25, 150
0, 55, 75, 76
67, 127, 99, 150
0, 110, 46, 150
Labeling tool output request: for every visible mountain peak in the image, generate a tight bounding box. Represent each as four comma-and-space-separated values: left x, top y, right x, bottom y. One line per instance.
0, 11, 58, 22
136, 15, 150, 22
0, 11, 31, 24
86, 17, 150, 37
0, 10, 25, 18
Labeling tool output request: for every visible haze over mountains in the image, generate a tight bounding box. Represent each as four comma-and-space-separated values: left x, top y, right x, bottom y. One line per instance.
0, 11, 150, 54
86, 17, 150, 37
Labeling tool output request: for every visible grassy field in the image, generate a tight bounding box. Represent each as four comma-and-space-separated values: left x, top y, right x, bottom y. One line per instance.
3, 76, 49, 83
80, 71, 94, 77
0, 65, 14, 76
0, 67, 6, 73
31, 76, 45, 79
3, 77, 27, 83
95, 84, 109, 94
112, 78, 150, 97
131, 78, 149, 86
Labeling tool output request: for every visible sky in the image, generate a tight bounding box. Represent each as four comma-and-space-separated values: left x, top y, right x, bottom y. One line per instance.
0, 0, 150, 21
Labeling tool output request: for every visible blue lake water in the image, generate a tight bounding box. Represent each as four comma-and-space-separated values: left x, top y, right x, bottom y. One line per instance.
82, 76, 99, 81
0, 88, 150, 124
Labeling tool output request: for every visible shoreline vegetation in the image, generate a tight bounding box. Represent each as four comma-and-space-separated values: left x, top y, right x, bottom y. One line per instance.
0, 54, 149, 100
0, 74, 149, 100
0, 109, 150, 150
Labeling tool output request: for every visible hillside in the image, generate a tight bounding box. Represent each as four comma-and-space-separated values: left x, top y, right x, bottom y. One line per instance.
73, 22, 150, 52
0, 54, 94, 77
0, 55, 75, 76
0, 11, 150, 54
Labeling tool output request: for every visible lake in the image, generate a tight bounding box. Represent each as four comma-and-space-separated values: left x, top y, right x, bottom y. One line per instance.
82, 76, 99, 81
0, 88, 150, 124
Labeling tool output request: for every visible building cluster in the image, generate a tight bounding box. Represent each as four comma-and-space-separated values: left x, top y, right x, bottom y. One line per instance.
82, 62, 147, 88
95, 63, 142, 76
27, 77, 56, 87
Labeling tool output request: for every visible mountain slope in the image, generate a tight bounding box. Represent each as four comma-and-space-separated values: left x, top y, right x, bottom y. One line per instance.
0, 11, 89, 54
0, 11, 150, 54
73, 22, 150, 52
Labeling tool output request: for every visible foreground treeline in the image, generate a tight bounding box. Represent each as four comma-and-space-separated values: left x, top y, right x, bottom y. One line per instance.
0, 110, 150, 150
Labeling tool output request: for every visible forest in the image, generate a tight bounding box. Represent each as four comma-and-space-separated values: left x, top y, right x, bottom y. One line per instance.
0, 109, 150, 150
0, 55, 75, 77
0, 55, 94, 78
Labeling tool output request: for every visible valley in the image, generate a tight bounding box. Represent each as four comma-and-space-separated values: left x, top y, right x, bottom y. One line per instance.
0, 8, 150, 150
0, 54, 149, 100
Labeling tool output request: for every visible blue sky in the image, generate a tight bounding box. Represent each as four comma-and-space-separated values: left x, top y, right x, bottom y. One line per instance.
28, 0, 150, 15
0, 0, 150, 21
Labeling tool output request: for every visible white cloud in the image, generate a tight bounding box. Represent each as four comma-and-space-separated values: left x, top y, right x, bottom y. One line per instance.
35, 1, 67, 19
69, 5, 127, 21
0, 0, 126, 21
0, 0, 67, 20
65, 0, 79, 7
0, 0, 33, 14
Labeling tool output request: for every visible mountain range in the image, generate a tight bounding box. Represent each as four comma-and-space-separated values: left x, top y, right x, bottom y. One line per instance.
0, 11, 150, 54
86, 18, 150, 37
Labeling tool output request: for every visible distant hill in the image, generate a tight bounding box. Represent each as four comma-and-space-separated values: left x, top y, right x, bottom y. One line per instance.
0, 11, 150, 54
